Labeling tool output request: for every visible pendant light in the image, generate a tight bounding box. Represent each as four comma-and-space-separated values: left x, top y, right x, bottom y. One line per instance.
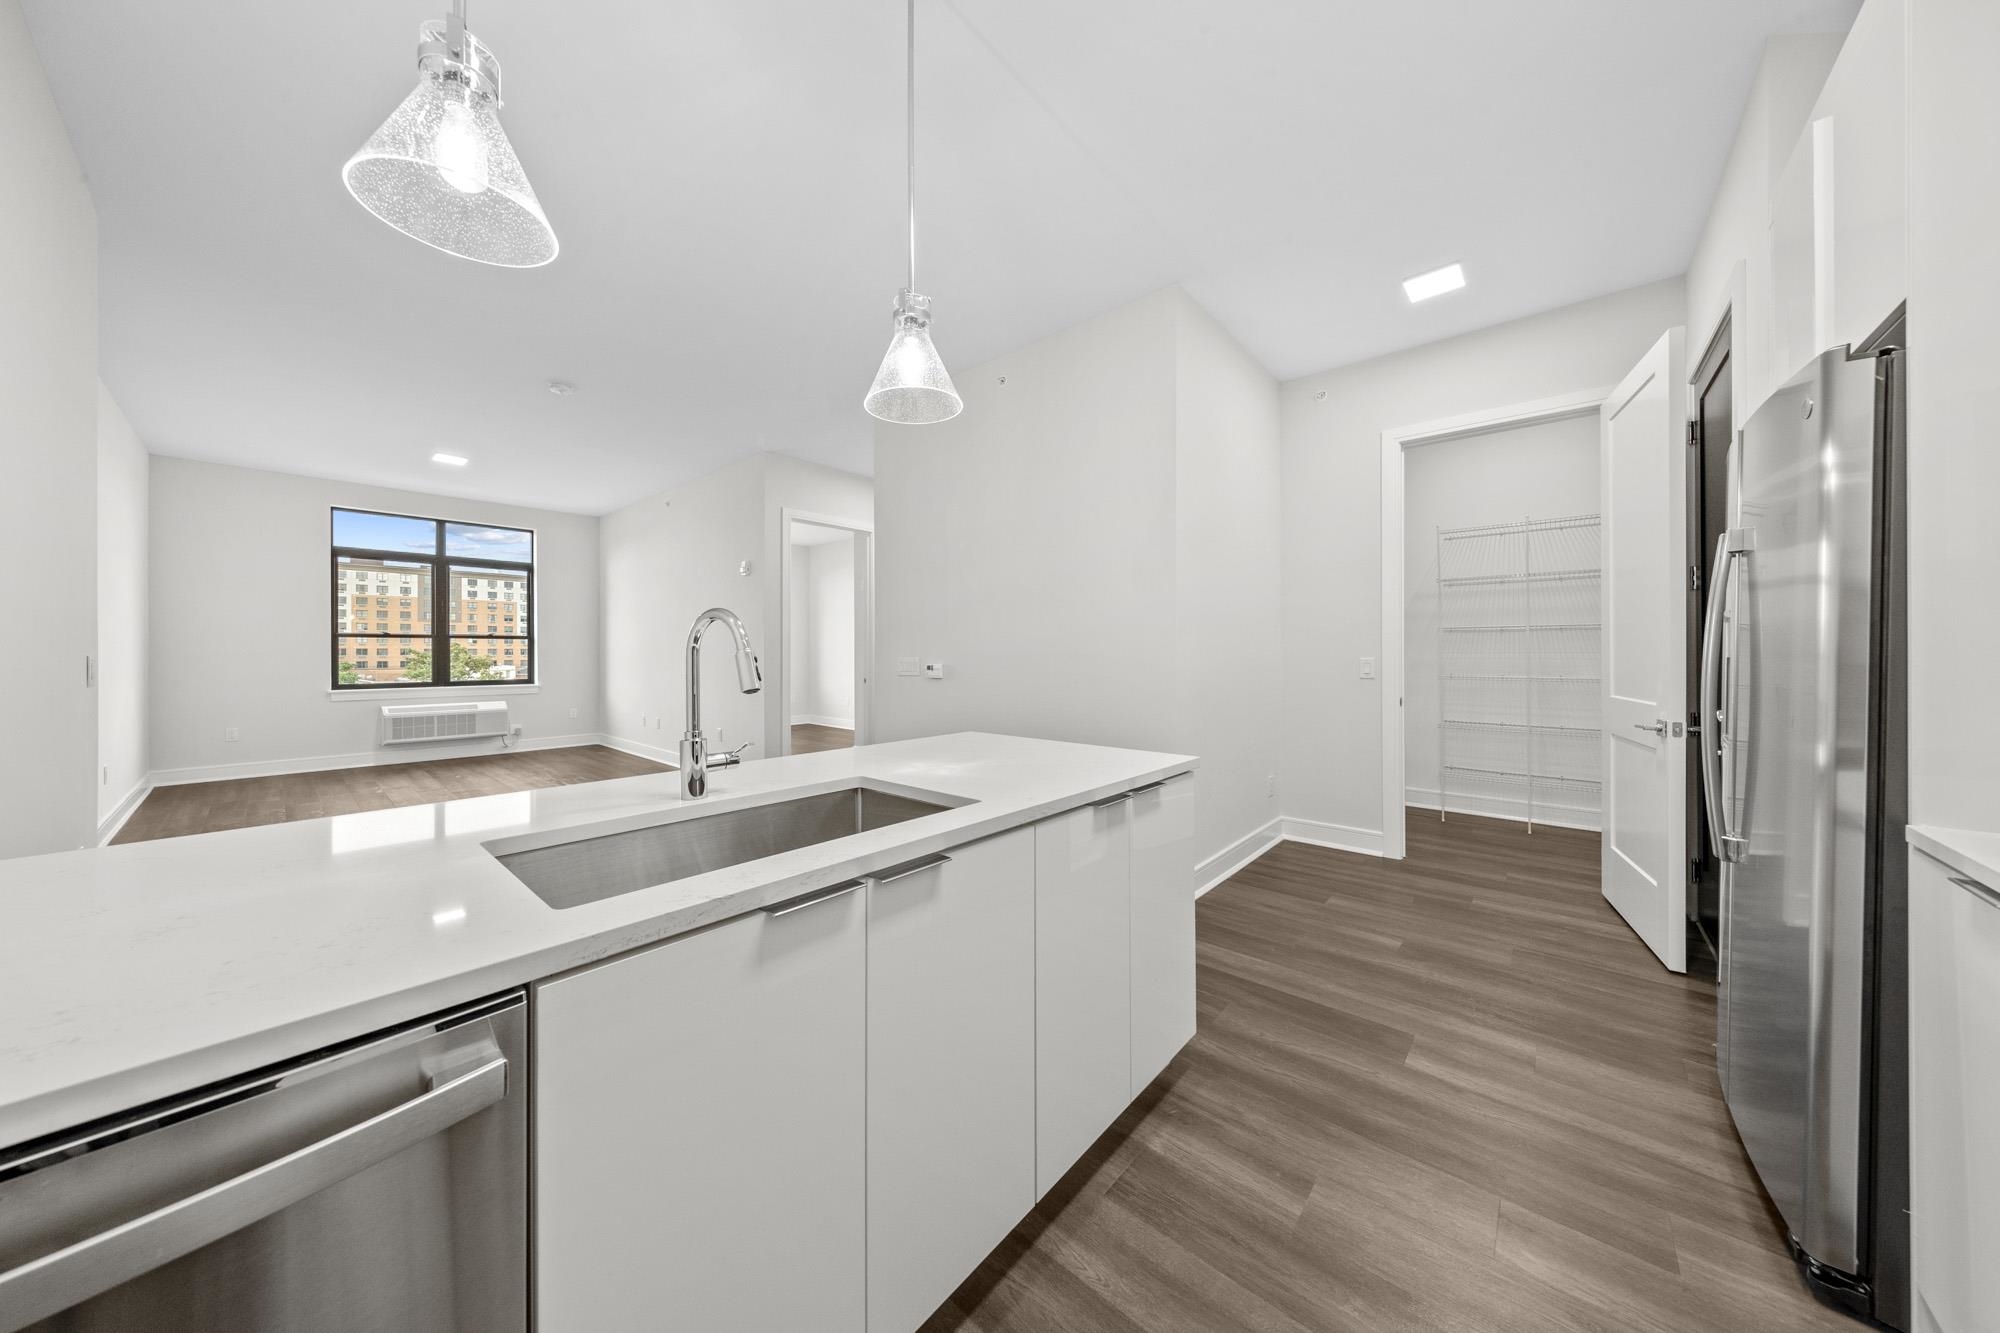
864, 0, 963, 425
342, 2, 558, 268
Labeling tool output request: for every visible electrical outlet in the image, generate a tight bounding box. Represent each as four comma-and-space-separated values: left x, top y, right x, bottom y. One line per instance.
640, 714, 647, 729
224, 726, 239, 743
1266, 773, 1278, 798
568, 707, 578, 719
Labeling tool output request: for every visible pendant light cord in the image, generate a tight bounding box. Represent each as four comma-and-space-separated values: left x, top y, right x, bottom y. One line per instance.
906, 0, 918, 293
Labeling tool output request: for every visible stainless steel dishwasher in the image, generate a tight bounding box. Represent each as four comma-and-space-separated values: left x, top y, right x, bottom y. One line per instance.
0, 989, 527, 1332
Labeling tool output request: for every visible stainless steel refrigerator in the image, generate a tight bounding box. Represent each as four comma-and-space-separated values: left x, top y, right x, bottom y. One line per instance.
1702, 314, 1907, 1328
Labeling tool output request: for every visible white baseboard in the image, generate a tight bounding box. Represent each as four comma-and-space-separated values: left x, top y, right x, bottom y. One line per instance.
596, 733, 680, 766
96, 779, 154, 845
1405, 788, 1600, 833
1278, 817, 1387, 857
1194, 816, 1389, 898
149, 732, 608, 787
790, 714, 855, 730
1195, 818, 1284, 897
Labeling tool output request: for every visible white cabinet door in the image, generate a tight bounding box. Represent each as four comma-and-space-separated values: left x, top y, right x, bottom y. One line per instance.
866, 831, 1035, 1333
533, 884, 867, 1333
1909, 846, 2000, 1333
1129, 775, 1196, 1095
1034, 797, 1132, 1196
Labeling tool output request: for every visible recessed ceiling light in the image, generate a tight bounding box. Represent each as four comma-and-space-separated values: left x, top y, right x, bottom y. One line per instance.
1402, 262, 1467, 303
546, 379, 577, 396
432, 452, 469, 466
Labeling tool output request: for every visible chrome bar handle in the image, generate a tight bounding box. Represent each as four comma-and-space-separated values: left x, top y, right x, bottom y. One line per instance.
0, 1052, 507, 1332
868, 853, 952, 887
1090, 792, 1135, 810
1951, 875, 2000, 912
1698, 530, 1746, 863
761, 879, 864, 917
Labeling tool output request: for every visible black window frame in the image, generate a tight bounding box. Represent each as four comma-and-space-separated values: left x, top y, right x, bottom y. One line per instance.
331, 507, 536, 690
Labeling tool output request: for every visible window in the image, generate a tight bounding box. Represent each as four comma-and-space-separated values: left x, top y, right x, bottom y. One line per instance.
332, 508, 534, 688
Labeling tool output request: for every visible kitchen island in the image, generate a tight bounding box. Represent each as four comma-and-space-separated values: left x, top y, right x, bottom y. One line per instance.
0, 732, 1197, 1331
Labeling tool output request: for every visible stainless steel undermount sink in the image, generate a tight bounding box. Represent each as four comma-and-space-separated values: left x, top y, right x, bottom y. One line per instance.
490, 784, 961, 910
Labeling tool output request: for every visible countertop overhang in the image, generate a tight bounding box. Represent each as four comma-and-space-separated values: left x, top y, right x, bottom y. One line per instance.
0, 733, 1195, 1152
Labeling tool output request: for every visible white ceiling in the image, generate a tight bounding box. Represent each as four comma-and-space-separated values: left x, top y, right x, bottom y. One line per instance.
25, 0, 1858, 516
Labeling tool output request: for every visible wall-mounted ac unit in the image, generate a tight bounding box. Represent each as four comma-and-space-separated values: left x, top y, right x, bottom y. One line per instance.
379, 700, 511, 746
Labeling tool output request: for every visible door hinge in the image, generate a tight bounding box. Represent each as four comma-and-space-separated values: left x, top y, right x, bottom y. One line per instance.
1687, 420, 1698, 448
1690, 565, 1701, 593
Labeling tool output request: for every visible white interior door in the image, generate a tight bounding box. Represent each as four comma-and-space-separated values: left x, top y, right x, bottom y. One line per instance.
1600, 328, 1689, 972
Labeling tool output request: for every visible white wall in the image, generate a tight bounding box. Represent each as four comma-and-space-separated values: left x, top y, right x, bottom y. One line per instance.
874, 291, 1181, 753
1, 0, 98, 856
147, 458, 602, 780
1685, 33, 1845, 374
1278, 278, 1685, 845
1906, 0, 2000, 833
96, 384, 148, 829
790, 536, 856, 728
1402, 414, 1601, 826
601, 453, 871, 763
874, 287, 1285, 877
1172, 296, 1286, 873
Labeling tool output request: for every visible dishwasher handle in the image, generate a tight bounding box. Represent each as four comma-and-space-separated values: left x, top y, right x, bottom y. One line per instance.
0, 1052, 507, 1333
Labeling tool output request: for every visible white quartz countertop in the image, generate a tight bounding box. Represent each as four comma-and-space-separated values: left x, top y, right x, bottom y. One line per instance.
1909, 824, 2000, 890
0, 733, 1194, 1152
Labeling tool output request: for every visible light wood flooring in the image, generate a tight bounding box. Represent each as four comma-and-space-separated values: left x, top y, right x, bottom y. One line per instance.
111, 744, 669, 844
791, 723, 856, 754
922, 809, 1855, 1333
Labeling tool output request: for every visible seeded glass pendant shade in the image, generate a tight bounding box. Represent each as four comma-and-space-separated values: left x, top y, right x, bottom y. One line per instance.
864, 0, 962, 425
342, 12, 558, 268
865, 289, 962, 424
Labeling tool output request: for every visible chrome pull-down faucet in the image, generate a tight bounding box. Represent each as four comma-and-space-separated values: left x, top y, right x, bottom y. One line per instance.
681, 607, 762, 799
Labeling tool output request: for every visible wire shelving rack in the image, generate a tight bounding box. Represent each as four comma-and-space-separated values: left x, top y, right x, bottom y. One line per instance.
1434, 513, 1603, 830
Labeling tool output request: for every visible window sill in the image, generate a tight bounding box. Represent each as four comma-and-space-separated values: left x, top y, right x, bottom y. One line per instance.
326, 685, 542, 702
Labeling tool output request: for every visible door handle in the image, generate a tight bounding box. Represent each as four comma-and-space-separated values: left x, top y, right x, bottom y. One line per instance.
0, 1052, 507, 1330
1632, 720, 1667, 736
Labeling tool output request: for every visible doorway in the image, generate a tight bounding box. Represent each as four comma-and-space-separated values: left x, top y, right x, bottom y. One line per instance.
1686, 314, 1732, 963
781, 515, 869, 755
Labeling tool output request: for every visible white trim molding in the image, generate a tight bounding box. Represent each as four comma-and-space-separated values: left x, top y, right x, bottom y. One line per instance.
149, 731, 606, 787
791, 714, 856, 730
596, 733, 681, 767
1378, 385, 1613, 863
326, 684, 541, 702
1196, 818, 1285, 896
1195, 816, 1389, 898
96, 780, 155, 845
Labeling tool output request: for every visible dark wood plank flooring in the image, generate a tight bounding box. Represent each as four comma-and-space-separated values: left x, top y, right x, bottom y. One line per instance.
112, 744, 669, 844
791, 723, 855, 754
923, 809, 1853, 1333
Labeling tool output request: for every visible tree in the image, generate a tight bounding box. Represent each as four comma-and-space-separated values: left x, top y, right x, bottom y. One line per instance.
338, 660, 360, 685
400, 643, 499, 682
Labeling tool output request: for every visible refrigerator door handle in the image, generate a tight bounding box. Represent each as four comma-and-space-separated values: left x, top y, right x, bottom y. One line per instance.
1699, 529, 1750, 863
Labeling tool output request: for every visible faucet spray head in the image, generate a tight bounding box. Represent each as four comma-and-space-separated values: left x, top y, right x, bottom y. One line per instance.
736, 648, 763, 694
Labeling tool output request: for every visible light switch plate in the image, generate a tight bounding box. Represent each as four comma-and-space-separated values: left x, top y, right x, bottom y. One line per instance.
896, 657, 920, 677
1360, 657, 1376, 679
